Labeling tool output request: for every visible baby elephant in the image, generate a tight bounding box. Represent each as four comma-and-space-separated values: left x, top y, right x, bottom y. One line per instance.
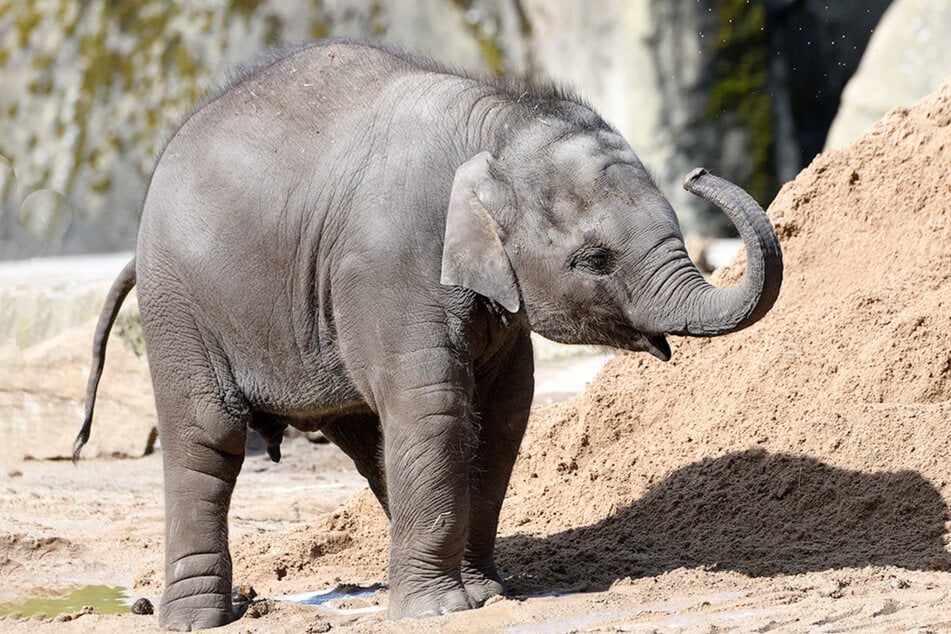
76, 39, 781, 630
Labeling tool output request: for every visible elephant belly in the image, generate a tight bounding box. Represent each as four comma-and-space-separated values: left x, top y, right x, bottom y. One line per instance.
228, 334, 369, 422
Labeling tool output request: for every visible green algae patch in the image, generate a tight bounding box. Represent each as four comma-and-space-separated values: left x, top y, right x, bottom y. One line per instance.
707, 0, 777, 205
0, 585, 130, 618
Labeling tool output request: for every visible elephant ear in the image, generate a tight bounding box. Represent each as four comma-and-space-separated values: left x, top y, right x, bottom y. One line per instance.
440, 152, 520, 313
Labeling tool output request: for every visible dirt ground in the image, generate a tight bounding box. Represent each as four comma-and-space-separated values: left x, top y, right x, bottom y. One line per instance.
2, 437, 950, 633
1, 84, 950, 632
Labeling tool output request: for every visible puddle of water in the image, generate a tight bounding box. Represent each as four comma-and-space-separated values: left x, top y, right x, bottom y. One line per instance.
280, 583, 386, 614
0, 585, 131, 618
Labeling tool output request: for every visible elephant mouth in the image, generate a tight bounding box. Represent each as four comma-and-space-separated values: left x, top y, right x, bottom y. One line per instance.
532, 315, 671, 361
601, 322, 671, 361
642, 332, 671, 361
583, 323, 672, 362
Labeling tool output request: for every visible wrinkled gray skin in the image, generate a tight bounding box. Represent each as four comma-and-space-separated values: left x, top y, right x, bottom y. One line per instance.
76, 40, 781, 630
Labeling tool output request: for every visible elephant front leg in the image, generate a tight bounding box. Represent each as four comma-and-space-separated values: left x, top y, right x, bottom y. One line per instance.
463, 332, 534, 605
378, 360, 477, 619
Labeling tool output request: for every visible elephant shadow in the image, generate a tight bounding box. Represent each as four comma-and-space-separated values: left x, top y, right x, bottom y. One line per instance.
497, 448, 949, 595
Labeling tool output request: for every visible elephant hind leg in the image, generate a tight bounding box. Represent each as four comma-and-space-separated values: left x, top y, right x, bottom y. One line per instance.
143, 314, 249, 631
159, 446, 244, 631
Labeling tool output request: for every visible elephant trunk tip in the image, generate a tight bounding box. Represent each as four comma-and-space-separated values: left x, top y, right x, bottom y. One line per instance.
683, 167, 710, 190
652, 167, 783, 337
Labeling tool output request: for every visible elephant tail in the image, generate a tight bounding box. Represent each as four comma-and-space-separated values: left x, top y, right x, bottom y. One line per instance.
73, 257, 137, 462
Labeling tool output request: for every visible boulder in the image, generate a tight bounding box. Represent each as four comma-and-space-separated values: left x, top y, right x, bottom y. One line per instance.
0, 254, 151, 465
825, 0, 951, 149
0, 253, 136, 348
0, 319, 155, 466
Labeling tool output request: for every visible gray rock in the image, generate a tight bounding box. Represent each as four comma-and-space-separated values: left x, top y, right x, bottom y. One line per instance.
766, 0, 892, 167
0, 320, 155, 464
0, 253, 136, 348
825, 0, 951, 149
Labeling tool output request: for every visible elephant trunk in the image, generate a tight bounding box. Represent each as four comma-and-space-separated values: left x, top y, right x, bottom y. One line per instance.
647, 168, 783, 337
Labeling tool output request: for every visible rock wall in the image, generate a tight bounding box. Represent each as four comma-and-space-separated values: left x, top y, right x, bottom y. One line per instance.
0, 0, 517, 259
0, 0, 897, 259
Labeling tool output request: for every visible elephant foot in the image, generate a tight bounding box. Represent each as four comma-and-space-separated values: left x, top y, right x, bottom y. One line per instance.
158, 592, 235, 631
462, 564, 506, 606
387, 576, 476, 619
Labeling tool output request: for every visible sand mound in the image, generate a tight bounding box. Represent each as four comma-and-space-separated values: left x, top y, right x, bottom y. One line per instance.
231, 81, 951, 594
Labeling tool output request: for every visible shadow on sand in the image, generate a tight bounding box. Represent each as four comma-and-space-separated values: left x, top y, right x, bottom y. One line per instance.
498, 449, 949, 595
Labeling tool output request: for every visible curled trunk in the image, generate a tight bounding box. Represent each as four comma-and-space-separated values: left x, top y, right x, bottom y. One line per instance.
649, 168, 783, 336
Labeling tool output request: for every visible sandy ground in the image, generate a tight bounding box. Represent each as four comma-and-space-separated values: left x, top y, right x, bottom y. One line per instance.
2, 437, 950, 633
2, 82, 950, 633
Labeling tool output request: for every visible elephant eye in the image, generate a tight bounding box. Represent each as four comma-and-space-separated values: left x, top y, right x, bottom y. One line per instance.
569, 246, 617, 276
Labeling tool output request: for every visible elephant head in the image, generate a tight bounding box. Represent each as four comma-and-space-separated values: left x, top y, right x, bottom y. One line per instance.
441, 116, 783, 361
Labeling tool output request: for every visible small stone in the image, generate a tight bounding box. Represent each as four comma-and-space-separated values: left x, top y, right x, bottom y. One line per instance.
232, 584, 258, 603
890, 577, 911, 590
307, 620, 332, 633
131, 597, 154, 615
245, 599, 272, 618
870, 598, 899, 617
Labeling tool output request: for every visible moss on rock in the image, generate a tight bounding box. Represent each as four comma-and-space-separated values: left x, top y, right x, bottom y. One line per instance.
707, 0, 777, 205
451, 0, 505, 77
